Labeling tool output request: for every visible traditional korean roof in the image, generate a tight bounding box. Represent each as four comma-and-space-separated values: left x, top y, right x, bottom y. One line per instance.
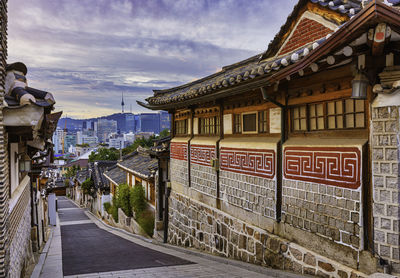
117, 148, 158, 180
150, 136, 171, 155
75, 169, 89, 185
89, 160, 117, 189
138, 0, 400, 110
103, 165, 126, 186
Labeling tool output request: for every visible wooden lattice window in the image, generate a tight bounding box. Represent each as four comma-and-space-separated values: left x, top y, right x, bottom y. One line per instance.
309, 103, 324, 131
291, 99, 366, 132
258, 110, 269, 133
174, 119, 188, 135
199, 116, 220, 135
345, 99, 365, 128
233, 114, 241, 134
292, 105, 307, 131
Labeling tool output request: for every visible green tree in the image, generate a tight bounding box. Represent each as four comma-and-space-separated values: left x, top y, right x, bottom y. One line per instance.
130, 185, 146, 217
117, 184, 132, 217
159, 129, 170, 139
89, 147, 119, 162
65, 165, 80, 178
81, 178, 94, 196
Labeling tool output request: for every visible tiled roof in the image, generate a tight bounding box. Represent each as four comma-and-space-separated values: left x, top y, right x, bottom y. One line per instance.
118, 150, 158, 179
75, 170, 89, 185
139, 0, 399, 108
103, 165, 126, 186
150, 136, 171, 154
89, 161, 117, 189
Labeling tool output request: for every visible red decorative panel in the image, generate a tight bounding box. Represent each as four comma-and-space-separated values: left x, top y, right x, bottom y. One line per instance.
220, 147, 275, 179
190, 144, 216, 166
278, 17, 332, 56
284, 147, 361, 189
170, 142, 188, 161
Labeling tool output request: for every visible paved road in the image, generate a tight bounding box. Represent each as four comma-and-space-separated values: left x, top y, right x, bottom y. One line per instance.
58, 197, 191, 276
55, 197, 301, 278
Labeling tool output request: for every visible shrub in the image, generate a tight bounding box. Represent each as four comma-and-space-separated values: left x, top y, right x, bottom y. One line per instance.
82, 178, 94, 196
137, 210, 154, 237
130, 185, 146, 217
103, 202, 111, 214
117, 184, 132, 217
111, 195, 119, 222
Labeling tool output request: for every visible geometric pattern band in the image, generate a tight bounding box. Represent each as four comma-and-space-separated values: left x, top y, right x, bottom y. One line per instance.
170, 142, 188, 161
220, 147, 275, 179
190, 144, 216, 166
283, 146, 361, 189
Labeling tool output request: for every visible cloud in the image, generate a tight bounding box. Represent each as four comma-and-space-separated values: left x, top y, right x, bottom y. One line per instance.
8, 0, 297, 118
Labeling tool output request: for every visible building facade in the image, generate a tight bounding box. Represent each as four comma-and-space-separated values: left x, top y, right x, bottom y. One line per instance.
140, 1, 400, 276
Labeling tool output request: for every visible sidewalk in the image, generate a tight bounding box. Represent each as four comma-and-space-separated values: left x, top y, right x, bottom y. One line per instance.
30, 215, 63, 278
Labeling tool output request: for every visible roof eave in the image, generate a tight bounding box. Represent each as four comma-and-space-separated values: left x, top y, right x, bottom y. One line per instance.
268, 1, 400, 83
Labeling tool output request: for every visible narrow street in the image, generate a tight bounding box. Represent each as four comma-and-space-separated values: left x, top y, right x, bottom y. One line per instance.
35, 197, 301, 278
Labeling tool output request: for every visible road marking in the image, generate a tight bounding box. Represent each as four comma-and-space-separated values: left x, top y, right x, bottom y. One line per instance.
60, 220, 93, 226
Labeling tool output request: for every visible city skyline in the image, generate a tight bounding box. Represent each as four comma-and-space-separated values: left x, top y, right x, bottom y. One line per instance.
7, 0, 297, 118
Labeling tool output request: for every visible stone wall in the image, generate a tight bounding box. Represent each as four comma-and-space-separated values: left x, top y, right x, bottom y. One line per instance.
0, 1, 8, 275
171, 158, 188, 187
282, 179, 362, 250
191, 164, 217, 197
220, 170, 276, 218
168, 191, 367, 277
9, 184, 33, 278
371, 105, 400, 273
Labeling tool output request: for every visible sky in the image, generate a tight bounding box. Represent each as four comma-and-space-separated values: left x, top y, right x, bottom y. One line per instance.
8, 0, 297, 119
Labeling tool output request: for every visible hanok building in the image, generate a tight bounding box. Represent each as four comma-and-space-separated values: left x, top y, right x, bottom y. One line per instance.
117, 147, 158, 208
139, 0, 400, 276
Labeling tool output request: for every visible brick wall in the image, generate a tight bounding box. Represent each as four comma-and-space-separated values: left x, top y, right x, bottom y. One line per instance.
371, 106, 400, 273
190, 144, 217, 197
278, 17, 332, 56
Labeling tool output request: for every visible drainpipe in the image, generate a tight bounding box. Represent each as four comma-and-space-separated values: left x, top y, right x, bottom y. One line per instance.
261, 87, 287, 222
188, 107, 195, 187
163, 179, 171, 243
216, 102, 224, 210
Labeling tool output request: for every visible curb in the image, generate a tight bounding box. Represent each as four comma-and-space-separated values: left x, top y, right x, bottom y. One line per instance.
85, 203, 308, 278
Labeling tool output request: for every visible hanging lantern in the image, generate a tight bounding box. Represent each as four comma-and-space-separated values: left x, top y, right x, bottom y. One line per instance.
351, 71, 369, 99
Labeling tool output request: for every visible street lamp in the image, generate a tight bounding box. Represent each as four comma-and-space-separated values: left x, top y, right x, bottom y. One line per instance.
351, 70, 369, 99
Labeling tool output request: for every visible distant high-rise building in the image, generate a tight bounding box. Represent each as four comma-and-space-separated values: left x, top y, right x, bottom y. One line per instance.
52, 128, 64, 154
160, 111, 170, 132
97, 119, 117, 142
126, 114, 135, 132
64, 133, 77, 153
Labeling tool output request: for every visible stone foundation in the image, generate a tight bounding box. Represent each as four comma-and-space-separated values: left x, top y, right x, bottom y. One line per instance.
168, 191, 369, 277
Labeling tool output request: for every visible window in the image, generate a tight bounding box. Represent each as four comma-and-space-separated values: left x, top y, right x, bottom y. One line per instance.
233, 114, 241, 134
242, 112, 257, 133
199, 116, 220, 135
292, 106, 307, 131
174, 119, 187, 135
258, 111, 269, 133
309, 103, 324, 130
291, 99, 366, 132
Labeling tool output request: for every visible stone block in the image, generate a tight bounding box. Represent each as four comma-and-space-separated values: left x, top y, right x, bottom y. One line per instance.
318, 261, 335, 272
338, 270, 349, 278
239, 234, 247, 250
373, 148, 384, 160
304, 252, 316, 266
289, 246, 303, 261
